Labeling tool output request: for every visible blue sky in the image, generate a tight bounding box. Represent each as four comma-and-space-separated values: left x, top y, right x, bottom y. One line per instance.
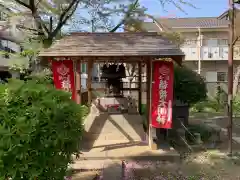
141, 0, 228, 17
67, 0, 229, 32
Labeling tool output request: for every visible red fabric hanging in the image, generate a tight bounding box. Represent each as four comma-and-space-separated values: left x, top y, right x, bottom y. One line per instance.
151, 61, 174, 129
51, 59, 76, 101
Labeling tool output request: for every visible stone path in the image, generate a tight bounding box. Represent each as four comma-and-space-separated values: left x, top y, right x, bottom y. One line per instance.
71, 111, 240, 179
71, 110, 179, 179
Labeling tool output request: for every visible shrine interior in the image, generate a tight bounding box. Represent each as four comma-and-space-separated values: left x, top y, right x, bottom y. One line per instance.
88, 62, 145, 114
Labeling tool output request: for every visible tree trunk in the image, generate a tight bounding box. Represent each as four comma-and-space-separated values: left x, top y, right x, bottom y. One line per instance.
233, 65, 240, 96
42, 38, 53, 49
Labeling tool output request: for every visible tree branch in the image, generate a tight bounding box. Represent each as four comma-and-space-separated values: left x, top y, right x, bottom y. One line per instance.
17, 25, 38, 32
144, 14, 171, 32
14, 0, 31, 9
14, 0, 49, 37
110, 0, 139, 32
233, 36, 239, 46
30, 0, 50, 37
50, 0, 80, 39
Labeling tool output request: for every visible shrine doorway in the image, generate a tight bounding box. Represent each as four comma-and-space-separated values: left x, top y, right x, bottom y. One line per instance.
89, 61, 145, 115
39, 32, 184, 150
82, 61, 147, 150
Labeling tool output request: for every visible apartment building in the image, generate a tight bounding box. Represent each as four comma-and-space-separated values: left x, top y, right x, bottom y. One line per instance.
0, 10, 23, 80
142, 14, 240, 86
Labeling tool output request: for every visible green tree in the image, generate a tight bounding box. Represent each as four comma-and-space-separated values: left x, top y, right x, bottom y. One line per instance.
0, 0, 145, 72
0, 79, 84, 179
0, 0, 194, 44
0, 0, 145, 46
0, 0, 192, 73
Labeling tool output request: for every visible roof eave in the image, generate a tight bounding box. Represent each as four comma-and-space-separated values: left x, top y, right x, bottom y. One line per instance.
218, 10, 229, 19
171, 26, 228, 29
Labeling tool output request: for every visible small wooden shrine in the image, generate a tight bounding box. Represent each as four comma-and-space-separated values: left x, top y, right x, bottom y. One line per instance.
39, 32, 184, 149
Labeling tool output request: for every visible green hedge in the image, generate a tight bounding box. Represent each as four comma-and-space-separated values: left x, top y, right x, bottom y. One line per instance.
0, 79, 84, 179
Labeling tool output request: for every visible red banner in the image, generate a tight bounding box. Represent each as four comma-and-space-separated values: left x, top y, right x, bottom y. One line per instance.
151, 61, 174, 129
52, 60, 76, 101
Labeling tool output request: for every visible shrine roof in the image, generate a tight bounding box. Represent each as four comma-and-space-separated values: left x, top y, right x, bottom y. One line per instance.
39, 32, 184, 59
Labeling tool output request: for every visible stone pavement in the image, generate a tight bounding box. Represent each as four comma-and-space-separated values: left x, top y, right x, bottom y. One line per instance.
71, 110, 179, 180
72, 111, 240, 179
71, 143, 179, 180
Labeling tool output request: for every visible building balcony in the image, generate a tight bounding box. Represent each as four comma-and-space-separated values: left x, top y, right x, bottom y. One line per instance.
201, 46, 228, 60
180, 47, 199, 60
181, 45, 240, 61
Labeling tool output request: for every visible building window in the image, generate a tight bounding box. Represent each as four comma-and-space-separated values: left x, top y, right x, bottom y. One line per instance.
206, 71, 217, 82
184, 39, 197, 46
203, 39, 218, 46
81, 63, 87, 73
217, 72, 227, 82
218, 39, 228, 46
0, 12, 7, 21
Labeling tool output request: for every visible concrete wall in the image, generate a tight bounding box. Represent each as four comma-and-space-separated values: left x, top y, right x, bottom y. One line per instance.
184, 61, 240, 79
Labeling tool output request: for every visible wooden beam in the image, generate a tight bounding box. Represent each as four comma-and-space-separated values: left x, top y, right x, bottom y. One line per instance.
75, 59, 81, 104
87, 60, 93, 105
146, 60, 151, 145
138, 61, 142, 114
146, 59, 157, 150
122, 88, 140, 91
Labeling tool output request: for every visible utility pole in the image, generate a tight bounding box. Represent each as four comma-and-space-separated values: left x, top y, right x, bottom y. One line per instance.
228, 0, 235, 156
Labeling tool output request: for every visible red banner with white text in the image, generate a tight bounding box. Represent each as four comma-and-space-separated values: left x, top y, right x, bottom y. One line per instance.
52, 60, 76, 101
151, 61, 174, 129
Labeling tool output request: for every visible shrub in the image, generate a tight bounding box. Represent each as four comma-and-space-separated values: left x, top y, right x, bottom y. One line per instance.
185, 124, 213, 144
174, 66, 207, 106
233, 94, 240, 116
26, 68, 53, 85
0, 79, 83, 179
190, 101, 208, 113
190, 98, 225, 113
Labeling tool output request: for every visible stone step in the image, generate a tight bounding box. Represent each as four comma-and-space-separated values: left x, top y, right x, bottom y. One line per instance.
84, 121, 143, 128
102, 161, 122, 180
71, 158, 182, 180
75, 150, 180, 163
72, 156, 180, 170
86, 127, 144, 134
71, 160, 106, 170
71, 170, 102, 180
71, 160, 122, 180
86, 134, 144, 141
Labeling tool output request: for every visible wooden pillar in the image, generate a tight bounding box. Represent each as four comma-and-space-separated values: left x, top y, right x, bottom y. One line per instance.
87, 59, 93, 105
75, 59, 81, 104
138, 61, 142, 114
146, 59, 157, 150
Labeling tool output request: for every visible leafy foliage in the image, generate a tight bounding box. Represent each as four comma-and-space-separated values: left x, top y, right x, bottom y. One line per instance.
0, 79, 84, 179
174, 65, 207, 106
190, 85, 228, 113
0, 0, 192, 73
26, 68, 53, 85
233, 94, 240, 116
